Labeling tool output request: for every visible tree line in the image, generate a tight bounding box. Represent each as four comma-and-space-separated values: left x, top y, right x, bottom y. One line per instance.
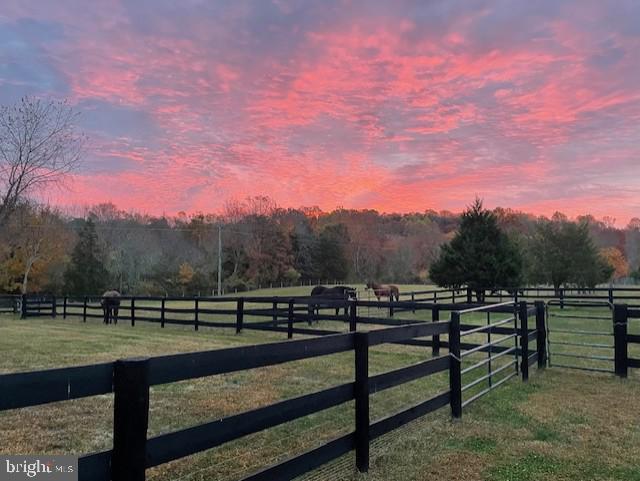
1, 97, 638, 296
429, 199, 634, 301
0, 196, 638, 296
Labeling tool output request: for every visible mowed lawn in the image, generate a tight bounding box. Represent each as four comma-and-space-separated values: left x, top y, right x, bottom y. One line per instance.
1, 296, 640, 481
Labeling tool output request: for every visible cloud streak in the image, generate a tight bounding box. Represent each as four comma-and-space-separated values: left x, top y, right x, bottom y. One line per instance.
1, 0, 639, 223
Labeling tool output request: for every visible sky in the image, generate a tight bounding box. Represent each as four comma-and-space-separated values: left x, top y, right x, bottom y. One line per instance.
1, 0, 639, 224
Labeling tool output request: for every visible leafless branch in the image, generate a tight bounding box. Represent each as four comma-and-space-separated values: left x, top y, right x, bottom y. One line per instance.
0, 97, 85, 225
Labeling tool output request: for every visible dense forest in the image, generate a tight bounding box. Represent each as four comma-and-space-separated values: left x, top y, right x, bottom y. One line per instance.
1, 196, 638, 296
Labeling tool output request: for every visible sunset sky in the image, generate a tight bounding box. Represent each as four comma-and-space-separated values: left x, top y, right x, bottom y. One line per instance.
1, 1, 639, 224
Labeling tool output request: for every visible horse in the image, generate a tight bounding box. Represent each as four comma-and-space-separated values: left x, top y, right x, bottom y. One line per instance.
101, 290, 121, 325
365, 282, 400, 302
308, 285, 357, 323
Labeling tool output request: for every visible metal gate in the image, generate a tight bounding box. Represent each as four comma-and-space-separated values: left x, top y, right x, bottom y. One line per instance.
456, 302, 521, 409
545, 299, 614, 373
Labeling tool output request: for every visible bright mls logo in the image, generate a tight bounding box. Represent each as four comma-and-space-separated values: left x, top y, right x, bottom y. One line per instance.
0, 456, 77, 481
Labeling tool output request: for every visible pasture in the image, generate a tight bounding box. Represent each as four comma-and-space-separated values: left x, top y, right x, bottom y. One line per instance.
1, 288, 639, 480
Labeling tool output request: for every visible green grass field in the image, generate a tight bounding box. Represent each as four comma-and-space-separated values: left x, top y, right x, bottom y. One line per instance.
1, 287, 639, 481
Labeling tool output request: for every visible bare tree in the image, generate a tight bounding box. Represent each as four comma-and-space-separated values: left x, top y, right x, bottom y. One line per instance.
0, 97, 85, 225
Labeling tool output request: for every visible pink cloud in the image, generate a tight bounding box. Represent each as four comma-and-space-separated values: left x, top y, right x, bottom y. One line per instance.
3, 0, 639, 226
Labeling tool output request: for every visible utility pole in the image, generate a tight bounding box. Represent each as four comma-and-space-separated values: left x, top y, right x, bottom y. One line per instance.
217, 224, 222, 296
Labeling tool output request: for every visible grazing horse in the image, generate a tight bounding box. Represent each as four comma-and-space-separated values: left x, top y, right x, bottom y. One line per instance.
308, 286, 357, 323
365, 282, 400, 302
101, 290, 121, 325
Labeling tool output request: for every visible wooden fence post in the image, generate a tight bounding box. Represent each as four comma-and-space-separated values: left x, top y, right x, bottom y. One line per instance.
131, 298, 136, 327
519, 302, 529, 382
449, 312, 462, 419
559, 288, 564, 309
21, 294, 27, 319
349, 300, 357, 332
51, 295, 57, 318
194, 298, 199, 331
411, 292, 415, 313
160, 298, 165, 328
354, 331, 370, 473
83, 296, 87, 322
389, 296, 394, 317
608, 288, 614, 305
112, 358, 150, 481
466, 287, 472, 304
534, 301, 546, 369
63, 296, 67, 319
236, 298, 244, 334
613, 304, 628, 378
432, 306, 440, 356
287, 299, 294, 339
452, 290, 456, 304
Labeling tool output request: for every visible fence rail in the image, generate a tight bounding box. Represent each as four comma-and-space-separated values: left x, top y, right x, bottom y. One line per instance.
482, 286, 640, 308
0, 295, 20, 314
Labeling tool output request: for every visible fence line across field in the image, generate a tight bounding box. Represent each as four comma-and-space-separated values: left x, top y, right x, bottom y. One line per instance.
3, 290, 640, 481
0, 300, 549, 481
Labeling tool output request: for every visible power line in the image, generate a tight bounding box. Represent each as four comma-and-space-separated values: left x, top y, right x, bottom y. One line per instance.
2, 222, 382, 247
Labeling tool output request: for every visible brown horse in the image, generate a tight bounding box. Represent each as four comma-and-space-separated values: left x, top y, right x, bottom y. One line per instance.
309, 285, 356, 319
365, 282, 399, 302
101, 290, 121, 324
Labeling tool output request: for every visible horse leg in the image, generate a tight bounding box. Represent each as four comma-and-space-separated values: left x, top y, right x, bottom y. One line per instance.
114, 307, 118, 325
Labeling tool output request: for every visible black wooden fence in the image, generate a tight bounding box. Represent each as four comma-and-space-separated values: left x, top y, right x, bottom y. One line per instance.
9, 287, 639, 323
49, 294, 479, 338
612, 304, 640, 376
0, 301, 546, 481
20, 294, 56, 318
483, 286, 640, 308
12, 288, 464, 322
0, 294, 20, 314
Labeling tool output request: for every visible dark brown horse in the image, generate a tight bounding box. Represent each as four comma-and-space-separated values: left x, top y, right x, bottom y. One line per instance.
365, 282, 399, 302
101, 290, 121, 324
309, 285, 356, 321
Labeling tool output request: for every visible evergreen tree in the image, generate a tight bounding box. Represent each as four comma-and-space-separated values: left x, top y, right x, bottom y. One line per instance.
64, 218, 109, 294
429, 199, 523, 301
527, 218, 612, 292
